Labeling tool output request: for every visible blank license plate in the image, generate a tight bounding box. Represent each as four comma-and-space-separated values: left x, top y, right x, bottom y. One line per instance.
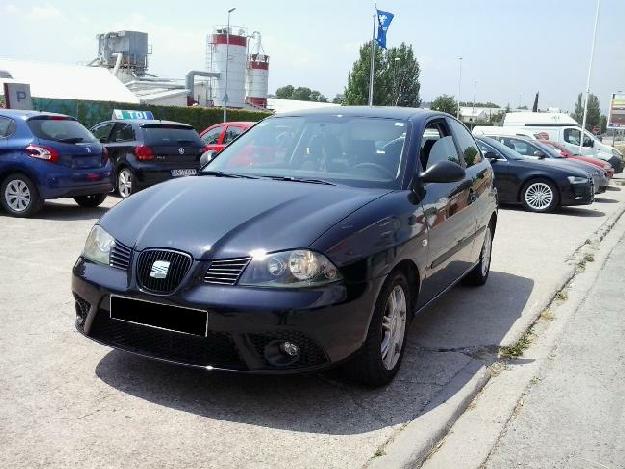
110, 296, 207, 336
171, 169, 197, 177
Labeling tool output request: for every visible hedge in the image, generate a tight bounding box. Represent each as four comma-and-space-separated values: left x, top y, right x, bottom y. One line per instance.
28, 98, 272, 130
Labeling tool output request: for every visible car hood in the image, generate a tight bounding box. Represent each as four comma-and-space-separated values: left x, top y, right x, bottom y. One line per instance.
100, 176, 390, 259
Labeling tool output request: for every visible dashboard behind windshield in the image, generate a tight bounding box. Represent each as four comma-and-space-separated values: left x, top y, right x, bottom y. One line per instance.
205, 115, 408, 189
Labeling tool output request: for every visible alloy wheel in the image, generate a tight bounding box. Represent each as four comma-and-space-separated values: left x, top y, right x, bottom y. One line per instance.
380, 285, 407, 370
118, 169, 133, 198
4, 179, 31, 212
524, 182, 553, 211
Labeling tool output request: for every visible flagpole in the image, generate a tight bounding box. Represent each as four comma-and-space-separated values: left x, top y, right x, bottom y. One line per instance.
368, 8, 376, 106
580, 0, 601, 153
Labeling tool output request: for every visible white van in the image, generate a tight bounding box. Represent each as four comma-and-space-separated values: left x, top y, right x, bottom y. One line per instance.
501, 112, 619, 161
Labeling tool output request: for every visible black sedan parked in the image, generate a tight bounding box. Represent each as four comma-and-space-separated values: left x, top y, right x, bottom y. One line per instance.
73, 107, 498, 386
476, 136, 594, 212
484, 134, 608, 194
90, 120, 205, 198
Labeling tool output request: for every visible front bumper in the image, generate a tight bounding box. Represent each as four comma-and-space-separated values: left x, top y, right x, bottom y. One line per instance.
72, 258, 379, 373
560, 181, 594, 206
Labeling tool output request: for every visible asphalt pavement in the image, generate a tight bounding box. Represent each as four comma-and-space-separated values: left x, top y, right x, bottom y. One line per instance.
1, 177, 624, 468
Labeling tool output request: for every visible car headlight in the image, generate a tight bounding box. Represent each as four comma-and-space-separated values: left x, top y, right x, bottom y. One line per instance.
238, 249, 342, 288
82, 225, 115, 265
567, 175, 589, 184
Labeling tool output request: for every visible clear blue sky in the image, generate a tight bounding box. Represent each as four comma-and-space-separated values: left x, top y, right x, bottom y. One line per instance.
2, 0, 624, 112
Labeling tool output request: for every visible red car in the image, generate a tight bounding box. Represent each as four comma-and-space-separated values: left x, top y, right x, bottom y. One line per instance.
200, 121, 254, 153
539, 139, 614, 179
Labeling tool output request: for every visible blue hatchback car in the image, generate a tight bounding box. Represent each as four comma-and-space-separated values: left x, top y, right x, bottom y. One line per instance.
0, 110, 114, 217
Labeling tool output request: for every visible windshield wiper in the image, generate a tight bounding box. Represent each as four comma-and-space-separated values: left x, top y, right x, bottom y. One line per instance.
58, 137, 84, 143
198, 171, 259, 179
261, 175, 336, 186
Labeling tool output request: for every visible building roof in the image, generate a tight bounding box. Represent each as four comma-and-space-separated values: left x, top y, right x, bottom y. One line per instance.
0, 58, 139, 103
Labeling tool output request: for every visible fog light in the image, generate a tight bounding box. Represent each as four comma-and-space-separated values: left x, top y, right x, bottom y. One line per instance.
280, 341, 299, 357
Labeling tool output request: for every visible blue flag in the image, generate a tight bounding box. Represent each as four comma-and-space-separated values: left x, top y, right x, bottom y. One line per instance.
376, 9, 394, 49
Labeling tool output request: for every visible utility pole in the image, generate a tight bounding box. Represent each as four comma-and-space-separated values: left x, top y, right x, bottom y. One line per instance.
368, 11, 376, 106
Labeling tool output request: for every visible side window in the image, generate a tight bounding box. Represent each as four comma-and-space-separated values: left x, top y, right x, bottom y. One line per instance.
0, 116, 16, 138
420, 120, 460, 170
564, 128, 580, 145
202, 125, 223, 145
224, 126, 244, 144
109, 124, 134, 143
91, 122, 114, 142
448, 118, 482, 167
501, 138, 532, 156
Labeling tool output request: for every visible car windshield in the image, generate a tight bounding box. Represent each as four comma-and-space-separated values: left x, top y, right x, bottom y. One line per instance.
142, 125, 203, 146
204, 115, 408, 189
27, 117, 97, 144
479, 136, 524, 160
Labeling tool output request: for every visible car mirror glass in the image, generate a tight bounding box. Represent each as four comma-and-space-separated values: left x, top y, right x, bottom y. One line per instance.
200, 151, 216, 168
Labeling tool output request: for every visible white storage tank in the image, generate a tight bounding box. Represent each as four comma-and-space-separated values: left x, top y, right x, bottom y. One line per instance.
210, 26, 247, 108
246, 53, 269, 108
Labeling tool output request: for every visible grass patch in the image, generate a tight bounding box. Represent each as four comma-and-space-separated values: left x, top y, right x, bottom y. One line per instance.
584, 253, 595, 263
374, 449, 385, 458
540, 308, 555, 321
555, 290, 568, 301
499, 328, 534, 358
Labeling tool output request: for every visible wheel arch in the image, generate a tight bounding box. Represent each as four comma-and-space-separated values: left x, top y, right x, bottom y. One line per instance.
391, 259, 421, 318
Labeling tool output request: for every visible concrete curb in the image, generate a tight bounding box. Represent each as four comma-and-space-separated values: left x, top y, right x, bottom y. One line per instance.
369, 188, 625, 469
368, 361, 490, 469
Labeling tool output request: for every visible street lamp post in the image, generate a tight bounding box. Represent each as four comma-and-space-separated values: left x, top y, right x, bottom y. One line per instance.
223, 7, 236, 123
457, 57, 462, 120
580, 0, 601, 152
394, 56, 401, 105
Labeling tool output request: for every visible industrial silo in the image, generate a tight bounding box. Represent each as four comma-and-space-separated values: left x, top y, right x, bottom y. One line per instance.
208, 26, 248, 108
246, 53, 269, 108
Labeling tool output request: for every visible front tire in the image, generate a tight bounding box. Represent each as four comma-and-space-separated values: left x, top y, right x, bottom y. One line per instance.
1, 173, 43, 218
74, 194, 107, 208
521, 178, 559, 212
343, 271, 410, 387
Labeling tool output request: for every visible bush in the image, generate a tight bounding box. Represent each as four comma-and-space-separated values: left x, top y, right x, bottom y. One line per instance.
30, 98, 271, 130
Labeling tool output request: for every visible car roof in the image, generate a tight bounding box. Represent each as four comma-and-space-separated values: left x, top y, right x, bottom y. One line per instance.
274, 105, 446, 122
0, 109, 74, 121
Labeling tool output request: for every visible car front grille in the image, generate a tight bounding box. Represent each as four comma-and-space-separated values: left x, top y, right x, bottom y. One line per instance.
89, 311, 245, 369
204, 257, 251, 285
110, 242, 132, 270
136, 249, 193, 294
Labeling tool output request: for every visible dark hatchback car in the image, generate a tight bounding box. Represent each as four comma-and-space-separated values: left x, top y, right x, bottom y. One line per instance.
90, 120, 205, 198
0, 110, 113, 217
476, 136, 594, 212
73, 107, 497, 386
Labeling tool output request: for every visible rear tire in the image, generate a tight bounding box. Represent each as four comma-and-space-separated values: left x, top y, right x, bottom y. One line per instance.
74, 194, 107, 208
463, 223, 493, 286
1, 173, 43, 218
342, 271, 411, 387
521, 178, 559, 212
117, 167, 134, 199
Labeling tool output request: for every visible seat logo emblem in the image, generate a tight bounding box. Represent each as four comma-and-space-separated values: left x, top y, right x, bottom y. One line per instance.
150, 260, 170, 279
178, 148, 185, 155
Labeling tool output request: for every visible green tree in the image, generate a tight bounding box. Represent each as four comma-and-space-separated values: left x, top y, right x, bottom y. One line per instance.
572, 93, 601, 131
275, 85, 294, 99
344, 41, 421, 107
332, 94, 345, 104
600, 114, 607, 134
430, 95, 458, 116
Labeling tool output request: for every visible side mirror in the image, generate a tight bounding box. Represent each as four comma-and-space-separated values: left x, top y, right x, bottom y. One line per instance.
419, 160, 466, 184
533, 150, 546, 159
200, 150, 216, 167
484, 151, 499, 162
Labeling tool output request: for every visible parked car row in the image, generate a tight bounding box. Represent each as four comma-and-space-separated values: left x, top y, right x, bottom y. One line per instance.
0, 109, 257, 216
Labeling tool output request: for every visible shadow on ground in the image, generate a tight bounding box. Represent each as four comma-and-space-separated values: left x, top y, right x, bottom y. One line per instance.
95, 270, 532, 435
0, 201, 111, 221
593, 197, 619, 203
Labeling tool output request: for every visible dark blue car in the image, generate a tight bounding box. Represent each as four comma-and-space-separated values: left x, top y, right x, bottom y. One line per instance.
73, 107, 497, 386
0, 110, 114, 217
